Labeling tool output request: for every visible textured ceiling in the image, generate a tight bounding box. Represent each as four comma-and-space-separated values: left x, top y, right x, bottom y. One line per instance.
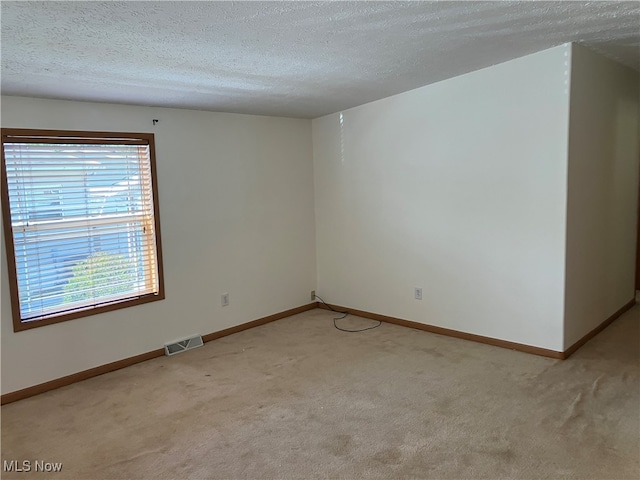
2, 1, 639, 118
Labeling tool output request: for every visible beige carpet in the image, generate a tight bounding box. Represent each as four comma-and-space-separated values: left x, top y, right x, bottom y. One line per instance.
2, 306, 639, 479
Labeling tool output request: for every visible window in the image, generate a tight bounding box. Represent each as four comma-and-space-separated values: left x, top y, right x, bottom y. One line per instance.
1, 129, 165, 331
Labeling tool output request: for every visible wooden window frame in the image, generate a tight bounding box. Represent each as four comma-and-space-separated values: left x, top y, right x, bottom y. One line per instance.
1, 128, 165, 332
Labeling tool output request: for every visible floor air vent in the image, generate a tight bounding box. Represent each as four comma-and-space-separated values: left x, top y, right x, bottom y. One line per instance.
164, 335, 204, 356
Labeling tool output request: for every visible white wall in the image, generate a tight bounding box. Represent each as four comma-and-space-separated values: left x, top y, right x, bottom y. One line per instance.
313, 45, 571, 351
4, 43, 635, 396
564, 45, 640, 349
1, 96, 316, 394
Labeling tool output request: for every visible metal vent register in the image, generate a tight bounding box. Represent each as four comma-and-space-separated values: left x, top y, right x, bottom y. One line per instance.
164, 335, 204, 356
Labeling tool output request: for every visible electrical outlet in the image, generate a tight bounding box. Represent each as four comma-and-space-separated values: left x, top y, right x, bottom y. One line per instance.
415, 287, 423, 300
311, 290, 316, 301
221, 293, 229, 307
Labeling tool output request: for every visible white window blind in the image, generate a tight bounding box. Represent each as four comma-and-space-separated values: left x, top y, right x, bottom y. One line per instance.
3, 135, 161, 323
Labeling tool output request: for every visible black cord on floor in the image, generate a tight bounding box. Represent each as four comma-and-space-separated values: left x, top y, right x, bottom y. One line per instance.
314, 294, 382, 333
